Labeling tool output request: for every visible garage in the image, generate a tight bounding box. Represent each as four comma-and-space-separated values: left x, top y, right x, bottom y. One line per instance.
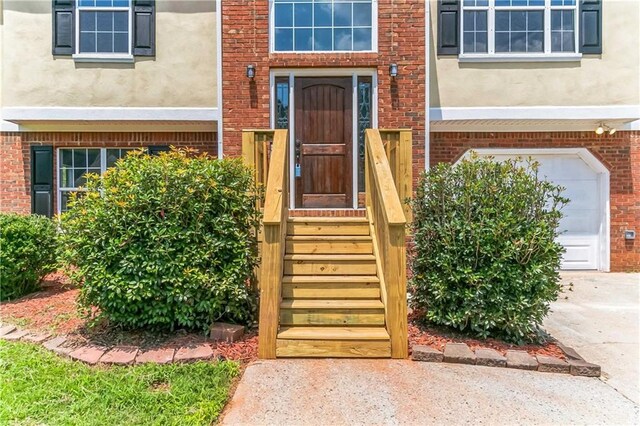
461, 148, 610, 271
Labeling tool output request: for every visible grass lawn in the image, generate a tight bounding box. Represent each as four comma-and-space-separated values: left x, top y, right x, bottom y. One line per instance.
0, 341, 239, 426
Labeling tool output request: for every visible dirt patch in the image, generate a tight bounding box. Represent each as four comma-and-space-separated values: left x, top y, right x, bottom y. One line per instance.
0, 272, 258, 363
409, 311, 566, 359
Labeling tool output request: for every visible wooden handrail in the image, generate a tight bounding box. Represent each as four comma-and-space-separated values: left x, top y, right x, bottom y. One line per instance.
365, 128, 408, 359
256, 129, 289, 359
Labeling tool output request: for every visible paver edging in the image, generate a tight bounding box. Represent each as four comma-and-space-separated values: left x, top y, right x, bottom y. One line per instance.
0, 322, 243, 367
411, 340, 601, 377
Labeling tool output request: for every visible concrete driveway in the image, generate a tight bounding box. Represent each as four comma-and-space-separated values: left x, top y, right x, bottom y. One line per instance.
222, 272, 639, 425
544, 272, 640, 404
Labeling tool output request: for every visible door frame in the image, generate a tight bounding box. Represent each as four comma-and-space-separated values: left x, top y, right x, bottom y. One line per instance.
457, 148, 611, 272
270, 68, 379, 209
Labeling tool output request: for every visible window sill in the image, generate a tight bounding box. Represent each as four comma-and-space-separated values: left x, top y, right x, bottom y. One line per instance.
458, 53, 582, 63
72, 54, 135, 63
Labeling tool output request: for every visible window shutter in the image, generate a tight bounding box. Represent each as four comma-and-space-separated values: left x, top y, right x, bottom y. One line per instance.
52, 0, 74, 55
437, 0, 460, 55
31, 146, 54, 218
133, 0, 156, 56
579, 0, 602, 54
148, 145, 170, 155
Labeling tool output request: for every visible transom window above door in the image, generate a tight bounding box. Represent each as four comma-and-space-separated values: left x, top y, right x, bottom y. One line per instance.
461, 0, 578, 56
77, 0, 131, 55
271, 0, 376, 52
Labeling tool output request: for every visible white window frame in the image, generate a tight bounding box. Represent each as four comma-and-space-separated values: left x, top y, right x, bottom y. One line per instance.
269, 0, 379, 54
57, 147, 138, 214
73, 0, 134, 62
459, 0, 581, 62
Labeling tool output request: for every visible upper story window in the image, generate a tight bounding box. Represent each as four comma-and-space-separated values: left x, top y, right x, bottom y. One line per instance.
53, 0, 155, 60
77, 0, 131, 55
271, 0, 376, 52
461, 0, 578, 57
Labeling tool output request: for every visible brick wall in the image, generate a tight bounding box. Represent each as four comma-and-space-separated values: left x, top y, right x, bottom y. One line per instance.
221, 0, 426, 178
430, 131, 640, 272
0, 132, 217, 215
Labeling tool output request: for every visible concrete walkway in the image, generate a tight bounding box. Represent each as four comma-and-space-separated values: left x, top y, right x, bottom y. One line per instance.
222, 272, 639, 425
221, 360, 638, 425
544, 272, 640, 404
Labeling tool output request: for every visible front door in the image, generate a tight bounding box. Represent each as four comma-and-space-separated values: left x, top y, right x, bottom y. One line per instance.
294, 77, 353, 208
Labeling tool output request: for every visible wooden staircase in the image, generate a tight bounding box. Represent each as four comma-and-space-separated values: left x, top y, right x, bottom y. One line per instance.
276, 217, 391, 357
244, 128, 411, 359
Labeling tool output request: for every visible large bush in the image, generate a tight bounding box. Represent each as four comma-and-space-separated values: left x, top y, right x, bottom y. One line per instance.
59, 149, 260, 331
0, 213, 57, 301
411, 154, 568, 344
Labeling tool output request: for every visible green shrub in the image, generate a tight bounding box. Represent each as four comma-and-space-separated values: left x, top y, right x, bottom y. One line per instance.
59, 149, 260, 331
410, 154, 568, 344
0, 213, 57, 301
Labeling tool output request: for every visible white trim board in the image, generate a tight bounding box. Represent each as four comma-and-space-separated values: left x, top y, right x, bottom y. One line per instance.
430, 105, 640, 122
216, 0, 224, 159
457, 147, 610, 272
1, 107, 220, 122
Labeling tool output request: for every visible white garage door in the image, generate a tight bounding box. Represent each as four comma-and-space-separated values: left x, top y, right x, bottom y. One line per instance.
471, 150, 608, 271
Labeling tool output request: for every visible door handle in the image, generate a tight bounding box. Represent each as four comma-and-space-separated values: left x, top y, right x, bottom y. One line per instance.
295, 139, 302, 163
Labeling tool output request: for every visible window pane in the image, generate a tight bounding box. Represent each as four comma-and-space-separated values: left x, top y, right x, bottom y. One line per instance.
61, 149, 73, 167
275, 79, 290, 130
275, 3, 293, 27
551, 10, 574, 52
114, 12, 128, 31
97, 33, 113, 53
334, 3, 352, 27
528, 32, 543, 52
74, 169, 87, 188
80, 33, 97, 53
495, 11, 544, 53
74, 149, 87, 168
357, 77, 372, 193
61, 168, 73, 188
314, 28, 332, 50
314, 3, 332, 26
295, 28, 313, 51
88, 149, 101, 168
97, 11, 113, 31
353, 28, 372, 50
334, 28, 352, 50
275, 28, 294, 51
353, 3, 372, 26
80, 11, 96, 31
114, 33, 128, 53
294, 3, 312, 27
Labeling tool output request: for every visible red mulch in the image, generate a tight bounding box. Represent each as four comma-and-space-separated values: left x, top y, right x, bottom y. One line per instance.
408, 311, 566, 360
0, 272, 258, 363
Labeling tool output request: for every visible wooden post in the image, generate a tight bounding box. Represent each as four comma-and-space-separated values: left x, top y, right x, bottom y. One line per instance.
398, 130, 413, 223
257, 130, 289, 359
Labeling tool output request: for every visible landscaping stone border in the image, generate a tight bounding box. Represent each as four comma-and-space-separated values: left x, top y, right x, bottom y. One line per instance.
0, 322, 244, 366
411, 342, 601, 377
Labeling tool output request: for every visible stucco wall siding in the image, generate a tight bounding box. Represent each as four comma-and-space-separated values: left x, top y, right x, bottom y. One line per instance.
429, 0, 640, 108
1, 0, 217, 108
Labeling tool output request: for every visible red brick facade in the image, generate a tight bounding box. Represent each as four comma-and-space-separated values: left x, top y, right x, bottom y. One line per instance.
430, 131, 640, 272
220, 0, 427, 178
0, 132, 217, 215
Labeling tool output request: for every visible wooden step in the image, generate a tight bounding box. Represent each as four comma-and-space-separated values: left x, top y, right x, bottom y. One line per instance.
277, 326, 390, 340
286, 235, 373, 254
280, 299, 384, 326
276, 327, 391, 357
287, 218, 370, 237
284, 254, 377, 275
276, 339, 391, 358
282, 275, 380, 299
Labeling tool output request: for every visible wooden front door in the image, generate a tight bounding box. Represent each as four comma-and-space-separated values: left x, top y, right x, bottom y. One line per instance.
295, 77, 353, 208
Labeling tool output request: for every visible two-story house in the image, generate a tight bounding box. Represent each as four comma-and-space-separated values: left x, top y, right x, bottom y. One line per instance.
1, 0, 638, 357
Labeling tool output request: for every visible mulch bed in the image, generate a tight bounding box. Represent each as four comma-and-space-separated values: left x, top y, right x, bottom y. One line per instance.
408, 311, 566, 359
0, 272, 258, 363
